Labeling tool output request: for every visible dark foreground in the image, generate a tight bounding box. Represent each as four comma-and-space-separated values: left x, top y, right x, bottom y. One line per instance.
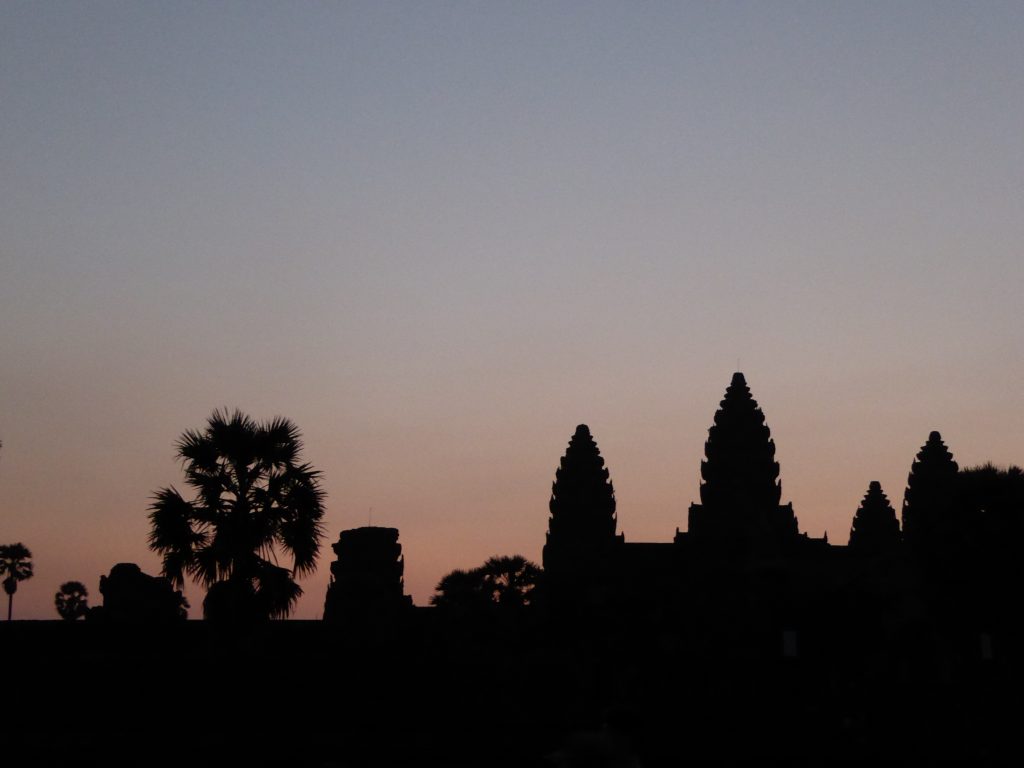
3, 607, 1020, 768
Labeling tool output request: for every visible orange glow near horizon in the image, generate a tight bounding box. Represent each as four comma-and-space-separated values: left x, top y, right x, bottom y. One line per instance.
3, 4, 1023, 618
3, 368, 1021, 619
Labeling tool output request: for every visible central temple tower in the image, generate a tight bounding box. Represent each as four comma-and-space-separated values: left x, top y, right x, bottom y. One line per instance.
685, 372, 799, 550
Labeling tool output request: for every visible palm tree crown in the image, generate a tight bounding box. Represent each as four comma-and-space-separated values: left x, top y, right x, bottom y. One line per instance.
431, 555, 542, 611
148, 409, 326, 619
0, 543, 34, 620
55, 581, 89, 620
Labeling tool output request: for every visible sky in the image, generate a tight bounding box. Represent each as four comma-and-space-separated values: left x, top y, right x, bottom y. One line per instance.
2, 2, 1023, 619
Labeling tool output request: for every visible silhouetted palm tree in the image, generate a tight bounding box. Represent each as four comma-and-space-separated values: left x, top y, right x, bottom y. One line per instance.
480, 555, 542, 608
0, 543, 34, 620
431, 555, 542, 611
148, 409, 326, 620
54, 581, 89, 620
431, 568, 490, 611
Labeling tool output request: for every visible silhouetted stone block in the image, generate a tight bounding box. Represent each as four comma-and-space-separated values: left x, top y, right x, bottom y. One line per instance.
90, 563, 187, 623
323, 526, 413, 625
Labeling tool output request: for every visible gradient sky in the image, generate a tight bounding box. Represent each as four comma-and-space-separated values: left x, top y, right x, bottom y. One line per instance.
2, 2, 1023, 619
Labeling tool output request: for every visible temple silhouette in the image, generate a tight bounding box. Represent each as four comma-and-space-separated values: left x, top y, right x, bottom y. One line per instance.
323, 525, 412, 624
4, 371, 1023, 766
542, 372, 830, 623
302, 371, 1022, 763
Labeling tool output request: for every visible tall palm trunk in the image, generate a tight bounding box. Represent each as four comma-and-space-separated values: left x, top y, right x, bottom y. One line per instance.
6, 590, 12, 621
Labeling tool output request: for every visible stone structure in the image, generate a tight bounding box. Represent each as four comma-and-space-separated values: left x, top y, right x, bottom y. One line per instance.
542, 424, 623, 608
685, 372, 798, 551
849, 481, 901, 554
902, 430, 959, 551
323, 526, 413, 624
542, 373, 826, 616
90, 563, 187, 623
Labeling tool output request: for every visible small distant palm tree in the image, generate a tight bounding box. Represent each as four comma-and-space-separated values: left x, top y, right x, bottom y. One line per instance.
0, 543, 34, 620
55, 581, 89, 621
148, 409, 326, 620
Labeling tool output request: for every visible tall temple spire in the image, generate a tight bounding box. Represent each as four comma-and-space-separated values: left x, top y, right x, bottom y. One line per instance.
849, 481, 901, 554
687, 373, 798, 546
546, 424, 617, 547
542, 425, 622, 605
902, 431, 958, 551
699, 372, 782, 512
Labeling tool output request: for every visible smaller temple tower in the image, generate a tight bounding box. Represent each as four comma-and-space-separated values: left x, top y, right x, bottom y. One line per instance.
849, 481, 901, 554
323, 527, 413, 624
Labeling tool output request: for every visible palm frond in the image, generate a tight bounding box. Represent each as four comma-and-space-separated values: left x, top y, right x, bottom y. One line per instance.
148, 488, 198, 547
160, 548, 195, 589
193, 539, 235, 587
207, 408, 258, 470
184, 468, 231, 512
55, 581, 89, 620
254, 560, 303, 619
176, 428, 219, 472
252, 418, 298, 468
278, 514, 325, 577
0, 543, 34, 581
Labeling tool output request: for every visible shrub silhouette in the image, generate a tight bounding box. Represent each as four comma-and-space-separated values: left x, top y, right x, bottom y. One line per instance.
54, 581, 89, 620
432, 555, 541, 612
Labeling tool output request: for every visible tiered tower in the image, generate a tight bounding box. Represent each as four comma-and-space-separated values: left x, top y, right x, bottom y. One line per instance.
686, 373, 798, 550
849, 481, 901, 554
323, 527, 413, 624
902, 431, 959, 552
542, 425, 622, 604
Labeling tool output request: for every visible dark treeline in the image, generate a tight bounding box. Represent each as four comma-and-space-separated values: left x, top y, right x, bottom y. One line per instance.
3, 373, 1024, 766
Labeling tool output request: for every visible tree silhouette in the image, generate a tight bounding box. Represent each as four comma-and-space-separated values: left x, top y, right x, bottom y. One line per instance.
947, 463, 1024, 568
431, 568, 491, 612
431, 555, 542, 612
952, 464, 1024, 619
148, 409, 326, 620
54, 581, 89, 620
0, 543, 33, 620
848, 482, 900, 554
480, 555, 543, 608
